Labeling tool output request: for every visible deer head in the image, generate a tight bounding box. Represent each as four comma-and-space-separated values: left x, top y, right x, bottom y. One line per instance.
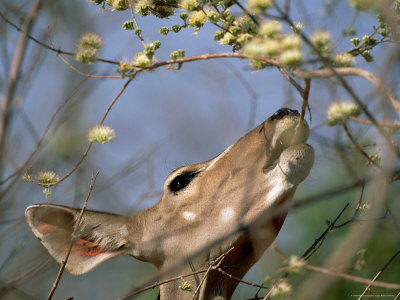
25, 108, 314, 300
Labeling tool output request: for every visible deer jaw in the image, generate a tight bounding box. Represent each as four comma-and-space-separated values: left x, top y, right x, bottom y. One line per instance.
25, 108, 314, 300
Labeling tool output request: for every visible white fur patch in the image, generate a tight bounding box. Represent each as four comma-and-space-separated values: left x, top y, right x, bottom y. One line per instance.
265, 164, 293, 207
220, 207, 235, 222
183, 211, 196, 221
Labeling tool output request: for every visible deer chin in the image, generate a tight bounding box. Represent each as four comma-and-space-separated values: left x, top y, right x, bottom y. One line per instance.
262, 143, 314, 211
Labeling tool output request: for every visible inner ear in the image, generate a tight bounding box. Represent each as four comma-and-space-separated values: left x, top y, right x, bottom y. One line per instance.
26, 204, 129, 275
35, 208, 74, 236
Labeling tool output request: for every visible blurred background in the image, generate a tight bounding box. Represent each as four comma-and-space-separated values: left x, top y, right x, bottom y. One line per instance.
1, 0, 399, 299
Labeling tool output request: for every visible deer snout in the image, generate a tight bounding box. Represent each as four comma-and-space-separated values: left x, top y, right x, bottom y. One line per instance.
277, 143, 314, 184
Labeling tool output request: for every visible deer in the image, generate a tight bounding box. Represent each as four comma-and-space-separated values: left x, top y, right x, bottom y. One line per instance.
25, 107, 314, 300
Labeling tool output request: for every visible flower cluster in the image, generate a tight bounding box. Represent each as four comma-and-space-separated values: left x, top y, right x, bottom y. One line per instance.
88, 125, 116, 144
243, 20, 303, 68
326, 101, 361, 126
36, 170, 60, 186
75, 32, 103, 64
133, 41, 161, 67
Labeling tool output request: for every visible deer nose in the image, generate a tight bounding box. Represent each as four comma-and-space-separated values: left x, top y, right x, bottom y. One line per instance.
270, 108, 300, 121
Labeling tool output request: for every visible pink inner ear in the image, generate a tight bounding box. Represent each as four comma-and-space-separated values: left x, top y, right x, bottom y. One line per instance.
36, 222, 59, 235
73, 238, 106, 257
36, 221, 106, 257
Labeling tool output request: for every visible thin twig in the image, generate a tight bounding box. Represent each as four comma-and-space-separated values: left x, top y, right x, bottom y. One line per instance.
304, 263, 400, 290
29, 79, 132, 188
292, 67, 400, 117
342, 121, 384, 171
332, 185, 364, 229
47, 171, 100, 300
272, 245, 400, 290
231, 0, 259, 25
274, 3, 400, 156
278, 67, 305, 96
358, 249, 400, 300
0, 0, 43, 180
0, 9, 119, 65
349, 116, 400, 128
0, 79, 86, 193
190, 247, 234, 300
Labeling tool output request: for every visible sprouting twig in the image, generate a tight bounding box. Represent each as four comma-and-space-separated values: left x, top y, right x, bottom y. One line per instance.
29, 79, 132, 188
342, 122, 384, 171
274, 3, 400, 156
0, 9, 119, 66
47, 171, 100, 300
358, 249, 400, 300
272, 245, 400, 290
349, 116, 400, 128
0, 79, 86, 198
190, 247, 234, 300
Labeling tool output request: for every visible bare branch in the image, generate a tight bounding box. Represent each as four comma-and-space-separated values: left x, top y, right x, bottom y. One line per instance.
47, 171, 100, 300
358, 249, 400, 300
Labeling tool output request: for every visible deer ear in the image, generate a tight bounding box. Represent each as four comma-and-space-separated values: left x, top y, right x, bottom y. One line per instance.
25, 204, 131, 275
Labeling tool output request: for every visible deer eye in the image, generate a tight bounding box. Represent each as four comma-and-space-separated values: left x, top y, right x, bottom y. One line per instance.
169, 172, 199, 195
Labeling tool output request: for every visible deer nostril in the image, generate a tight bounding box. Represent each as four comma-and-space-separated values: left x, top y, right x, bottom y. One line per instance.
270, 108, 299, 121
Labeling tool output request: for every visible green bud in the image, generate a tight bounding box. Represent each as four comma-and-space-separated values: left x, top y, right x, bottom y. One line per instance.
379, 27, 388, 37
43, 187, 51, 196
208, 11, 220, 24
362, 35, 376, 46
180, 12, 189, 22
361, 50, 373, 62
172, 25, 181, 33
238, 15, 257, 33
179, 280, 193, 291
220, 32, 236, 45
107, 0, 129, 10
135, 0, 151, 16
170, 49, 185, 59
213, 30, 225, 40
231, 26, 240, 35
122, 20, 134, 30
22, 166, 33, 182
160, 27, 169, 35
237, 33, 252, 46
153, 6, 175, 18
134, 28, 142, 36
153, 40, 161, 49
225, 14, 235, 25
351, 37, 360, 47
